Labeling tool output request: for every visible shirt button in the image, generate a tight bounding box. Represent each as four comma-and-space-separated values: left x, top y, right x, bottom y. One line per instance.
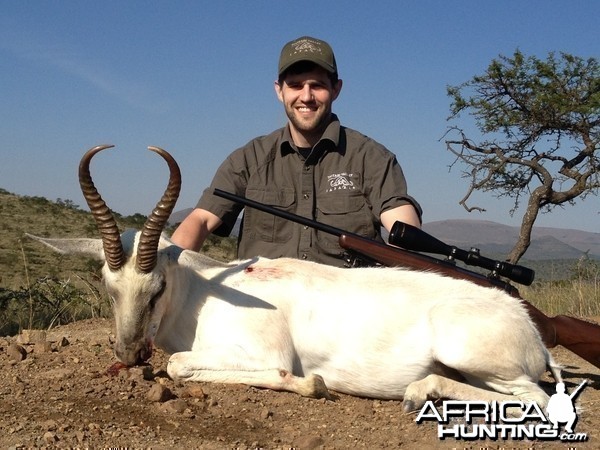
303, 193, 310, 200
301, 253, 308, 259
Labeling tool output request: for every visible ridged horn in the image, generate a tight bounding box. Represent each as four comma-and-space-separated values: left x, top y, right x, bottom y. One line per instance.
136, 146, 181, 273
79, 145, 126, 271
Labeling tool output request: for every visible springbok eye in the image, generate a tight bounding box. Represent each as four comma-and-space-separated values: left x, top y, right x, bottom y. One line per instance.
149, 281, 166, 309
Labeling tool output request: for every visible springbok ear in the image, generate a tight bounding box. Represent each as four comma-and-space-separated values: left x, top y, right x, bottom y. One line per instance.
25, 234, 106, 261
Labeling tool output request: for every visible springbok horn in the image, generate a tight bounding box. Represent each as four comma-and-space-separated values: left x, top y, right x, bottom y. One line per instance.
79, 145, 126, 272
136, 146, 181, 273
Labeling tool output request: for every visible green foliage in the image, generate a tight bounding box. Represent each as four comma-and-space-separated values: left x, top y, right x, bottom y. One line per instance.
445, 50, 600, 263
116, 212, 148, 228
201, 234, 238, 262
56, 198, 80, 210
448, 50, 600, 139
0, 276, 109, 336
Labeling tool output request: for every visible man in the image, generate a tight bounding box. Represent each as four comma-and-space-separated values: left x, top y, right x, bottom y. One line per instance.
172, 36, 422, 267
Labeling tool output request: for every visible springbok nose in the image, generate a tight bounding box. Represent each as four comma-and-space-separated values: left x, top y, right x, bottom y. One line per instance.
114, 341, 152, 366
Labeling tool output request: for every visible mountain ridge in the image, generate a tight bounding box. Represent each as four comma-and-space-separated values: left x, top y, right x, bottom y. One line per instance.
423, 219, 600, 260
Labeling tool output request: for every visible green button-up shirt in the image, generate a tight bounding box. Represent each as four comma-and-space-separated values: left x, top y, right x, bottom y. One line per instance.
197, 115, 422, 267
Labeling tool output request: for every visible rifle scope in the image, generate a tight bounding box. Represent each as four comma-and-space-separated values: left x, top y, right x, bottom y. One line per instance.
388, 221, 535, 286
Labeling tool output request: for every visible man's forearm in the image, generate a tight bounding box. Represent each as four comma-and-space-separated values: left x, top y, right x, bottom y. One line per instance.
170, 208, 222, 252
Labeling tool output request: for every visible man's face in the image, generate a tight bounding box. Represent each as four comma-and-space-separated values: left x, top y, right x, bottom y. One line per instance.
275, 67, 342, 145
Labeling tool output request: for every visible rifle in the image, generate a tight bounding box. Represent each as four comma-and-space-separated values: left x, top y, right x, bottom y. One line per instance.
213, 188, 600, 371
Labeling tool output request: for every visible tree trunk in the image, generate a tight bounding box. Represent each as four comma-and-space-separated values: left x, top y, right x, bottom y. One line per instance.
508, 192, 543, 264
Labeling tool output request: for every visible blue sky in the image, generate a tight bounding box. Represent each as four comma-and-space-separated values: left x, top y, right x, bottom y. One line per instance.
1, 1, 598, 233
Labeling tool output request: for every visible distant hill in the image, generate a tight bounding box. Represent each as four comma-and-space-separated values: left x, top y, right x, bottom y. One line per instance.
423, 220, 600, 260
169, 208, 194, 227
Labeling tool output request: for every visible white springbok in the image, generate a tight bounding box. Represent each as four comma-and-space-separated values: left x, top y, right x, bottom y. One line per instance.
30, 145, 561, 411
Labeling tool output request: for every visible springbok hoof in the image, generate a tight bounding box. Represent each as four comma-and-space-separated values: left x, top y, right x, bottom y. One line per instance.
402, 399, 417, 413
310, 374, 333, 400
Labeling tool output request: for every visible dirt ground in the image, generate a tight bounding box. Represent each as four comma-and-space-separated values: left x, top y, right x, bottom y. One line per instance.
1, 317, 599, 449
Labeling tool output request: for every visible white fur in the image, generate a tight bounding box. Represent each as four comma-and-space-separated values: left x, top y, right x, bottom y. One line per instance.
29, 231, 561, 410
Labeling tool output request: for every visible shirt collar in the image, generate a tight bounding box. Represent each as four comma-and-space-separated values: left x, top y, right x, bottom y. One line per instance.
280, 114, 341, 156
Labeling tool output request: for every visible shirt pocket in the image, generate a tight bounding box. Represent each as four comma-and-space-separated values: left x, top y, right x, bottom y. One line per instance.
244, 188, 296, 243
316, 193, 374, 248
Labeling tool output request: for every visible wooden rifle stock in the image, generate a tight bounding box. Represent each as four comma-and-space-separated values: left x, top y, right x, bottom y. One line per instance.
339, 233, 600, 371
212, 188, 600, 371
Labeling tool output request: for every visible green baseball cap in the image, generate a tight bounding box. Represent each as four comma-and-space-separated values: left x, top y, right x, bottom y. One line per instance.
278, 36, 337, 76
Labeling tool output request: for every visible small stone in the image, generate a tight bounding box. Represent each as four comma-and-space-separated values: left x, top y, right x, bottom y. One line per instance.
146, 383, 173, 402
129, 365, 154, 382
7, 343, 27, 362
259, 407, 273, 420
292, 434, 324, 450
162, 399, 187, 413
43, 431, 58, 444
58, 423, 72, 432
87, 423, 102, 435
34, 341, 53, 353
43, 419, 58, 431
182, 385, 206, 399
17, 329, 47, 344
244, 418, 260, 430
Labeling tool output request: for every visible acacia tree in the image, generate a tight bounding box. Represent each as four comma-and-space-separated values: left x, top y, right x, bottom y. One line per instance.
445, 50, 600, 263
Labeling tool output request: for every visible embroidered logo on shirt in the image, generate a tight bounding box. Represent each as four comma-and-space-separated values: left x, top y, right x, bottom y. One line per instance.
325, 173, 357, 193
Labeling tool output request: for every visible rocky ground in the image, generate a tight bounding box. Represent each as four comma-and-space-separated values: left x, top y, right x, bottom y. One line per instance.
1, 317, 599, 449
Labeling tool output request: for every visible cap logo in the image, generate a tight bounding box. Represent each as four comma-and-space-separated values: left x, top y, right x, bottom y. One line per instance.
290, 39, 322, 56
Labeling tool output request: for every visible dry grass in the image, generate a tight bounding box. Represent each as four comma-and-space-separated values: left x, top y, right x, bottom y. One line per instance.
523, 276, 600, 317
522, 255, 600, 317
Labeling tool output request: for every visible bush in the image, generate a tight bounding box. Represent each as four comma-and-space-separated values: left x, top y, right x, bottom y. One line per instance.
0, 276, 110, 336
571, 254, 600, 281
